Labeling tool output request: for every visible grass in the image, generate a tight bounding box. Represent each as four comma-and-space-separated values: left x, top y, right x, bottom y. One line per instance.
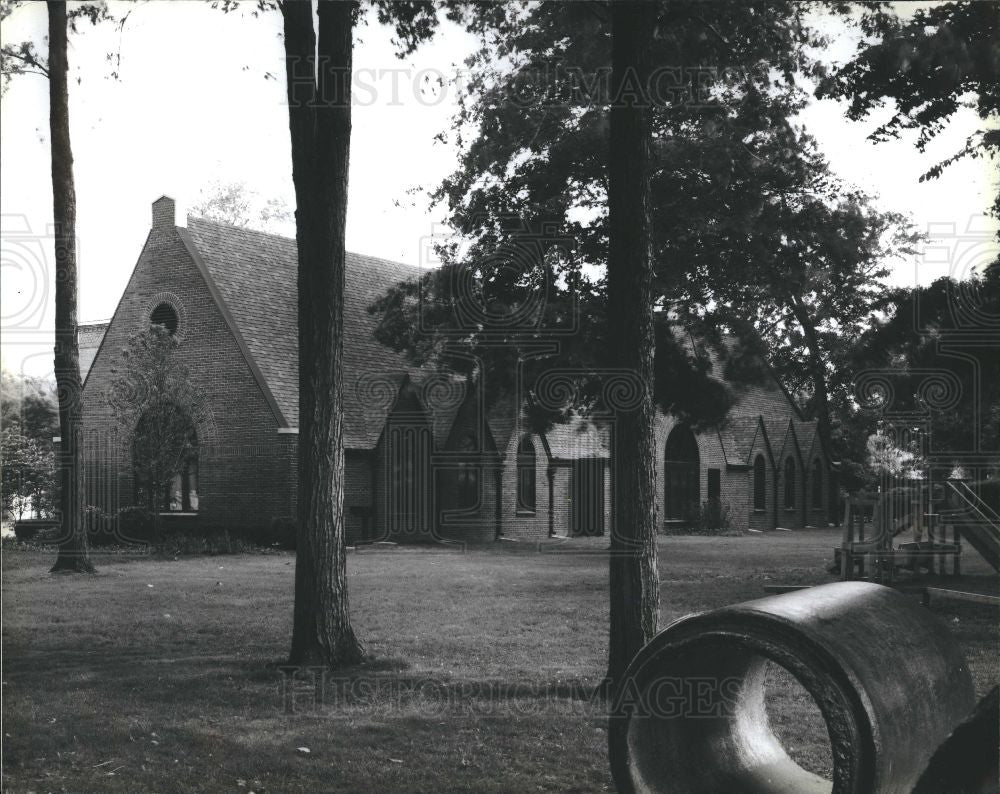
3, 528, 997, 793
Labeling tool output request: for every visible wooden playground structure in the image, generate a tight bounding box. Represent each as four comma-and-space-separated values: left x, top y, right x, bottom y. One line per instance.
836, 479, 1000, 585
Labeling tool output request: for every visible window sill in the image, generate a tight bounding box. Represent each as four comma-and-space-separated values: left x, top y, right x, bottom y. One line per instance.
158, 512, 199, 517
515, 509, 537, 517
752, 509, 766, 514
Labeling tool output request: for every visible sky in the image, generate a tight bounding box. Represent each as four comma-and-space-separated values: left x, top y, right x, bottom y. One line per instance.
1, 1, 997, 378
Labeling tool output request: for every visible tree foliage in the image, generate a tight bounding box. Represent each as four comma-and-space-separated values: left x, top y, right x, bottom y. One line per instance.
2, 427, 56, 521
190, 180, 294, 235
0, 0, 116, 94
370, 1, 915, 459
1, 369, 59, 440
819, 2, 1000, 216
1, 371, 58, 521
848, 260, 1000, 479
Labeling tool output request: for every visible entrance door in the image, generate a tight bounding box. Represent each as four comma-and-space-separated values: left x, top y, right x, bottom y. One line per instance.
385, 421, 432, 540
571, 458, 605, 536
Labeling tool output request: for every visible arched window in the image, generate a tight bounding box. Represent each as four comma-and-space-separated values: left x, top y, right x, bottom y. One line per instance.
812, 458, 823, 509
456, 434, 479, 511
516, 435, 536, 512
133, 401, 198, 512
150, 302, 179, 335
665, 425, 699, 520
784, 457, 796, 509
753, 455, 766, 511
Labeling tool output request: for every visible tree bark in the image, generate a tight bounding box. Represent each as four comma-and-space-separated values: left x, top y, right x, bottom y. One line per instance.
788, 294, 833, 457
48, 0, 93, 574
282, 0, 363, 668
604, 0, 659, 698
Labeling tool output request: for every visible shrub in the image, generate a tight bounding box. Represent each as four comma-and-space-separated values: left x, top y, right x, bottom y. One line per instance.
154, 529, 259, 556
85, 505, 126, 547
664, 499, 733, 536
261, 516, 297, 550
697, 498, 731, 533
116, 506, 156, 545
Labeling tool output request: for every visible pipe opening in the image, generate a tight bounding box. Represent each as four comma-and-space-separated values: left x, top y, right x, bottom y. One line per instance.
625, 640, 838, 793
763, 659, 834, 786
614, 585, 977, 794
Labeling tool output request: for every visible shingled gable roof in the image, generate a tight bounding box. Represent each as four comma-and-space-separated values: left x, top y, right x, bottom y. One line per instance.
484, 391, 520, 454
762, 418, 793, 461
717, 415, 765, 467
796, 419, 832, 466
685, 332, 804, 421
179, 215, 426, 448
792, 419, 819, 460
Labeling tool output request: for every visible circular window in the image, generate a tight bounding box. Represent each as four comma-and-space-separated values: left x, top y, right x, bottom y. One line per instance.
150, 302, 179, 335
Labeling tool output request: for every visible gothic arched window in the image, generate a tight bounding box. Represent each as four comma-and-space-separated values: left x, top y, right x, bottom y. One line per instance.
456, 434, 480, 511
812, 458, 823, 509
516, 435, 536, 512
133, 401, 198, 513
753, 454, 766, 511
784, 457, 796, 510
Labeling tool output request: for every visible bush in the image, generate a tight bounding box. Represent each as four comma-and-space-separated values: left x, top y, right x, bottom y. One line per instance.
61, 504, 299, 555
116, 506, 156, 544
259, 516, 297, 550
12, 519, 60, 542
154, 529, 260, 556
663, 499, 733, 536
697, 498, 731, 533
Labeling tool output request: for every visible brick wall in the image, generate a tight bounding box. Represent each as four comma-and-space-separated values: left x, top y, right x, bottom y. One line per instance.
498, 430, 549, 540
345, 449, 374, 544
803, 437, 829, 527
777, 452, 804, 529
721, 465, 751, 533
654, 414, 734, 531
436, 392, 501, 544
550, 466, 571, 537
653, 413, 672, 522
747, 432, 774, 532
81, 201, 296, 538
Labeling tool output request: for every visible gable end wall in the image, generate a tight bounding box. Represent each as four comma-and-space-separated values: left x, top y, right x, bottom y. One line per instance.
81, 223, 296, 535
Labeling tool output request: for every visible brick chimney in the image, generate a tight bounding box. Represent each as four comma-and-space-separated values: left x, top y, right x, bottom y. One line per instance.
151, 195, 186, 230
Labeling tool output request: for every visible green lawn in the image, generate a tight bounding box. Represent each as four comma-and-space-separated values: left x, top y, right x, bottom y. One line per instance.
3, 529, 997, 793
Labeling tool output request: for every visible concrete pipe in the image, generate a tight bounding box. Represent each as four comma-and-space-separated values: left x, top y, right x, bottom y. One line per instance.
608, 582, 975, 794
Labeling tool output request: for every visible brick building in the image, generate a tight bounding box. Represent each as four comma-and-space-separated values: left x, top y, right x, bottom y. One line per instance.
79, 197, 834, 543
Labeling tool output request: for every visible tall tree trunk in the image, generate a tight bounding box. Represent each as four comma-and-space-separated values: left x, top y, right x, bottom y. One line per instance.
48, 0, 93, 574
283, 0, 363, 668
788, 295, 833, 456
604, 0, 659, 698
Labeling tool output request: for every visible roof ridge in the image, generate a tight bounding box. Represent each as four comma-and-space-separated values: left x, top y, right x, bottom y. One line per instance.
186, 214, 426, 274
186, 213, 297, 243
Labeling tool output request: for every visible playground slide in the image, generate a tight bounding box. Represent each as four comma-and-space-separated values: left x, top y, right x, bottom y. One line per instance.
952, 520, 1000, 572
946, 482, 1000, 573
